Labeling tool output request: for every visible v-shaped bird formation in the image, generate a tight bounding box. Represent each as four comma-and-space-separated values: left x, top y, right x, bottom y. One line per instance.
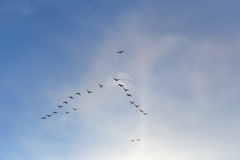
41, 50, 147, 142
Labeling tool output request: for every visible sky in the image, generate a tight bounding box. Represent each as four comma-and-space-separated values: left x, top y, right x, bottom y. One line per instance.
0, 0, 240, 160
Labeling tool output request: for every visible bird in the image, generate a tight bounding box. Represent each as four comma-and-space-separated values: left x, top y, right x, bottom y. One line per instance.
46, 115, 52, 117
58, 105, 63, 108
76, 92, 81, 96
137, 139, 141, 141
130, 139, 134, 142
52, 111, 58, 114
118, 84, 124, 87
117, 50, 124, 54
87, 90, 93, 94
139, 109, 144, 112
99, 84, 104, 88
63, 101, 68, 104
134, 105, 140, 108
123, 88, 129, 92
130, 101, 135, 104
126, 94, 132, 97
41, 117, 46, 119
72, 108, 77, 110
68, 96, 74, 99
143, 112, 148, 115
113, 78, 120, 81
65, 111, 70, 114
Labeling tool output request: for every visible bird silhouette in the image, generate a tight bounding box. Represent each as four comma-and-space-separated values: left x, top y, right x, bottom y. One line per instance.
65, 111, 70, 114
63, 101, 68, 104
126, 94, 132, 97
72, 108, 77, 110
143, 112, 148, 115
58, 105, 63, 108
130, 139, 134, 142
123, 88, 129, 92
99, 84, 104, 88
113, 78, 120, 81
41, 117, 46, 119
87, 90, 93, 94
76, 92, 81, 96
118, 84, 124, 87
130, 101, 135, 104
134, 105, 140, 108
68, 96, 74, 99
52, 111, 58, 114
116, 50, 124, 54
139, 109, 144, 112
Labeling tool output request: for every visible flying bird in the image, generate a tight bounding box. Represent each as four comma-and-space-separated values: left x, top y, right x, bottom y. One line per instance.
118, 84, 124, 87
113, 78, 120, 81
134, 105, 140, 108
130, 101, 135, 104
46, 115, 52, 117
116, 50, 124, 54
137, 139, 141, 141
41, 117, 46, 119
123, 88, 129, 92
58, 105, 63, 108
99, 84, 104, 88
52, 111, 58, 114
126, 94, 132, 97
139, 109, 144, 112
130, 139, 134, 142
76, 92, 81, 96
63, 101, 68, 104
87, 90, 93, 94
143, 112, 148, 115
65, 111, 70, 114
72, 108, 77, 110
68, 96, 74, 99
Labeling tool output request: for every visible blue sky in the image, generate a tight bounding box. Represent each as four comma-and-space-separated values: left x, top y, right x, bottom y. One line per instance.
1, 0, 240, 160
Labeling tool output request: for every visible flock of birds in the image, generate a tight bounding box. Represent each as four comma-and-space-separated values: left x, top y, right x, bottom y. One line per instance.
41, 50, 148, 142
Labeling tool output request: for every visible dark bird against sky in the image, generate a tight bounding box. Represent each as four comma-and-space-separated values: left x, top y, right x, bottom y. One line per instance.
113, 78, 120, 81
76, 92, 81, 96
116, 50, 124, 54
87, 90, 93, 94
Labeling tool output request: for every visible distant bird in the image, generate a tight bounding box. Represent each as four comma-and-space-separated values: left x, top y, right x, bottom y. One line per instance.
139, 109, 144, 112
123, 88, 129, 92
87, 90, 93, 94
63, 101, 68, 104
41, 117, 46, 119
134, 105, 140, 108
65, 111, 70, 114
130, 101, 135, 104
126, 94, 132, 97
137, 139, 141, 141
113, 78, 120, 81
52, 111, 58, 114
99, 84, 104, 88
117, 50, 124, 54
58, 105, 63, 108
130, 139, 134, 142
118, 84, 124, 87
46, 115, 52, 117
72, 108, 77, 110
68, 96, 74, 99
143, 112, 148, 115
76, 92, 81, 96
